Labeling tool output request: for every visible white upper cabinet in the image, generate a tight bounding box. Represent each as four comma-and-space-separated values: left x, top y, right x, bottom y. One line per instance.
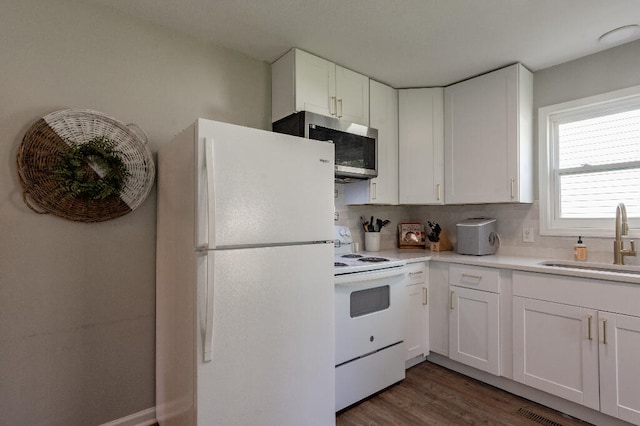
398, 88, 444, 204
344, 80, 398, 205
271, 48, 369, 126
444, 63, 533, 204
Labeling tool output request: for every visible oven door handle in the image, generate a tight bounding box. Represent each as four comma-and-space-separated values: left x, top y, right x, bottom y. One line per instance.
335, 268, 406, 286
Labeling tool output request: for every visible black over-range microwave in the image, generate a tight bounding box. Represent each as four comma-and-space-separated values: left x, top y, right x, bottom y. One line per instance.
272, 111, 378, 181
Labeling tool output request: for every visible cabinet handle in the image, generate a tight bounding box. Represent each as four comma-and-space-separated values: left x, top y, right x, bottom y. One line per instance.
510, 178, 516, 199
450, 290, 454, 310
437, 183, 441, 201
422, 287, 428, 305
331, 96, 337, 116
408, 270, 424, 276
587, 315, 592, 340
602, 318, 608, 344
372, 182, 376, 200
461, 273, 482, 282
337, 98, 343, 118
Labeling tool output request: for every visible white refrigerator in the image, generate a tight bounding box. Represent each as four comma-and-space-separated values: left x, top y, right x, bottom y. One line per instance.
155, 119, 336, 425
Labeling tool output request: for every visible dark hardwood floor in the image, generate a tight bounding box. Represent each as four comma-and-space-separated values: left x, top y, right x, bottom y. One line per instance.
336, 361, 593, 426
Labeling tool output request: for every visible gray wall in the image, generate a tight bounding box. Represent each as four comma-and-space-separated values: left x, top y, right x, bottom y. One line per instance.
0, 0, 270, 424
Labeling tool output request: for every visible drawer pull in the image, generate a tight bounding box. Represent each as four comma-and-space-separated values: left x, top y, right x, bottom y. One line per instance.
409, 271, 424, 276
461, 273, 482, 280
587, 315, 592, 340
422, 287, 428, 305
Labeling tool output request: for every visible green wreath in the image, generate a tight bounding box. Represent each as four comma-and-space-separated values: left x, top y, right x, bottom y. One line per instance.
53, 136, 129, 200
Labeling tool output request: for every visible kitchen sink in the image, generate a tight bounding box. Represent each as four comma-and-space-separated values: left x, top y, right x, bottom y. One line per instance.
538, 260, 640, 275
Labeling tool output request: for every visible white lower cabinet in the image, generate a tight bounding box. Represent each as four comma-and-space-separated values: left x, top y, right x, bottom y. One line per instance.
599, 312, 640, 423
428, 262, 449, 356
449, 285, 501, 375
513, 271, 640, 424
513, 296, 599, 409
405, 262, 429, 361
448, 264, 501, 375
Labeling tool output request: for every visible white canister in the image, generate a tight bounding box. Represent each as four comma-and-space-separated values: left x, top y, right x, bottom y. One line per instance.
364, 232, 381, 252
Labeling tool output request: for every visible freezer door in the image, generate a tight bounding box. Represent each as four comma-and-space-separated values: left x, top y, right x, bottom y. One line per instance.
195, 119, 335, 249
196, 243, 335, 426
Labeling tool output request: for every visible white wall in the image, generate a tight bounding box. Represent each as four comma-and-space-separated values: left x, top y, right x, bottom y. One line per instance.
336, 39, 640, 264
0, 0, 270, 424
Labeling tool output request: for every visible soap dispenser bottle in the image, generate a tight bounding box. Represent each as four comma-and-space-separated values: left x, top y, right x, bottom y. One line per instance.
574, 236, 587, 261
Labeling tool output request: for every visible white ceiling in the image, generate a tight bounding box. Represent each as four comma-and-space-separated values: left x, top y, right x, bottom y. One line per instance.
88, 0, 640, 88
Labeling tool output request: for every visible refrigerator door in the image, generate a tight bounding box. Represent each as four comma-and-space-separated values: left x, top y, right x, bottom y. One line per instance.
195, 119, 335, 249
197, 243, 335, 426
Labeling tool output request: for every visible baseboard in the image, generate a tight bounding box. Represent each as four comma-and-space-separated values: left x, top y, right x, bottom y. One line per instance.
98, 407, 156, 426
405, 354, 426, 369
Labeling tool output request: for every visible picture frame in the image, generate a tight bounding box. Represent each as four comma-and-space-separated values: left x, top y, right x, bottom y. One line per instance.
398, 222, 426, 249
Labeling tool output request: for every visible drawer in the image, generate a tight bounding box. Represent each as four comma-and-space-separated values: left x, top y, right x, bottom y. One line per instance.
449, 264, 500, 293
405, 262, 427, 286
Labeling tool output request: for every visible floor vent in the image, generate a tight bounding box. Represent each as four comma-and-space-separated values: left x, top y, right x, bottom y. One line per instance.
516, 408, 564, 426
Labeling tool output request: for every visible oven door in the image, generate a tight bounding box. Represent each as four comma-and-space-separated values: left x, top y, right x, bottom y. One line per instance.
335, 267, 407, 366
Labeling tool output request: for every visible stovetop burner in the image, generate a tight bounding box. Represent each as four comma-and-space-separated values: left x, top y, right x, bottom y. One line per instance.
333, 225, 405, 276
358, 257, 389, 263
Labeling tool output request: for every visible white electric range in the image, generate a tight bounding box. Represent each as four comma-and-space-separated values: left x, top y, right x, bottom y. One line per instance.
333, 225, 407, 412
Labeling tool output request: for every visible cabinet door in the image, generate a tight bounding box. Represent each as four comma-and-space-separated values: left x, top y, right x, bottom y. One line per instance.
512, 297, 599, 410
599, 311, 640, 424
405, 263, 429, 361
294, 49, 336, 118
335, 65, 369, 126
428, 262, 449, 356
344, 80, 398, 205
444, 63, 532, 204
398, 88, 444, 204
449, 285, 500, 375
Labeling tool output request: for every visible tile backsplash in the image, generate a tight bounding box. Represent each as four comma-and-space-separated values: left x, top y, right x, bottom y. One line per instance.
335, 184, 633, 265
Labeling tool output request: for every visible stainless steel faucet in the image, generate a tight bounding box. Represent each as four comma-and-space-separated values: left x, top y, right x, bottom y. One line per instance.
614, 202, 636, 265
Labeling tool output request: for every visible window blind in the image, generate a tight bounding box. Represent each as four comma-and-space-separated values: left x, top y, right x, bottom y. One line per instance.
557, 108, 640, 218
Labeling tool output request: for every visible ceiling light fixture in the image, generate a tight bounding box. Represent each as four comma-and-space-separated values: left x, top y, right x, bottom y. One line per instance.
599, 24, 640, 45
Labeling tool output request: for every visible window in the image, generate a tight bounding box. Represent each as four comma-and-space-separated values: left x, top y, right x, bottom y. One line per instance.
539, 85, 640, 237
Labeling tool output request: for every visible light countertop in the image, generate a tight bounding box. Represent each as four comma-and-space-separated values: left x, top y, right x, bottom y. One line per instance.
361, 248, 640, 285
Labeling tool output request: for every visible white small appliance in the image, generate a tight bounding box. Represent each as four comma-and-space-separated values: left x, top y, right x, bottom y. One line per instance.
333, 226, 407, 411
156, 119, 336, 425
456, 218, 499, 255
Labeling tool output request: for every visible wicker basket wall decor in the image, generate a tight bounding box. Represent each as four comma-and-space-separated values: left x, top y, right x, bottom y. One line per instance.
17, 109, 156, 222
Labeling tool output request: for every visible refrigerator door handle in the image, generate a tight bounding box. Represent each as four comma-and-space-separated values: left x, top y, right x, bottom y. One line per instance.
200, 137, 216, 250
203, 254, 215, 362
